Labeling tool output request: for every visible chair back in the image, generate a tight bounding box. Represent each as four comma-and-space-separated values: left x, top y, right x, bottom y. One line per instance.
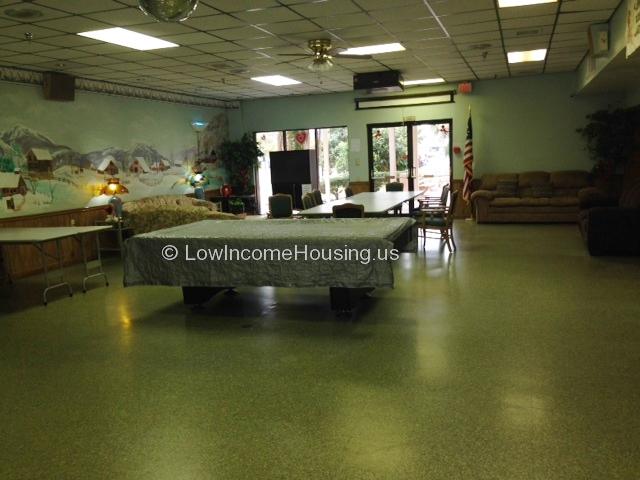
312, 189, 323, 205
345, 186, 354, 197
302, 193, 316, 210
445, 191, 459, 224
386, 182, 404, 192
440, 184, 450, 204
332, 203, 365, 218
268, 194, 293, 218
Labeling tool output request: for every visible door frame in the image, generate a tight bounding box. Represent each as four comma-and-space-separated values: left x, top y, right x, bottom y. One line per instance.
366, 119, 453, 193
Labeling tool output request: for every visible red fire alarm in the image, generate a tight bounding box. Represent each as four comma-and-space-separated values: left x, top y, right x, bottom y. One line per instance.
453, 146, 462, 155
458, 82, 473, 94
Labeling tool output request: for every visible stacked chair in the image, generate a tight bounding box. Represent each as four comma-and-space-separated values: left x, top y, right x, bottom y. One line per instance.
415, 190, 458, 252
332, 203, 365, 218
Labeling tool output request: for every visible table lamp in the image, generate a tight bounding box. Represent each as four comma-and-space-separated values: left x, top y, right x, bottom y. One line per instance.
101, 178, 129, 218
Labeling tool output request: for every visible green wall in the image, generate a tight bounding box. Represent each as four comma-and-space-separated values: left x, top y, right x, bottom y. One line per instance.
0, 81, 225, 217
230, 73, 617, 182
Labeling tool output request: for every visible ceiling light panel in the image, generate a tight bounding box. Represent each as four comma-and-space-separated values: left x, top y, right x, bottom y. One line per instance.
498, 0, 557, 7
339, 43, 406, 55
403, 78, 446, 85
251, 75, 301, 86
78, 28, 179, 51
507, 48, 548, 63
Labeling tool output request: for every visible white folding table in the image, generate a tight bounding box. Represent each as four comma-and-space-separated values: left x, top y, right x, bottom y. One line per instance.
299, 191, 424, 218
0, 226, 111, 305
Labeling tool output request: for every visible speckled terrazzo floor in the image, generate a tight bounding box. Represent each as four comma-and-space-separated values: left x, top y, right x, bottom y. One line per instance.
1, 222, 639, 480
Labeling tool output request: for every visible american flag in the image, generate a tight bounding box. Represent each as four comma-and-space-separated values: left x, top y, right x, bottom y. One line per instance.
462, 108, 474, 204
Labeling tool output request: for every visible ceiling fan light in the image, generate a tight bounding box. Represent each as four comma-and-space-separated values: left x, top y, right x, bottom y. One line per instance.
309, 57, 334, 72
138, 0, 199, 22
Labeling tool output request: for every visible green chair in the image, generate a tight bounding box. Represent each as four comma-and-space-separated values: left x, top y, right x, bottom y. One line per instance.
268, 194, 293, 219
385, 182, 404, 192
417, 191, 458, 252
302, 193, 316, 210
332, 203, 364, 218
312, 189, 323, 205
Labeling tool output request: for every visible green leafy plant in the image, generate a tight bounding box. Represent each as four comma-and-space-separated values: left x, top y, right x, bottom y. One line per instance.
228, 198, 245, 214
0, 156, 16, 173
219, 133, 263, 195
577, 106, 640, 178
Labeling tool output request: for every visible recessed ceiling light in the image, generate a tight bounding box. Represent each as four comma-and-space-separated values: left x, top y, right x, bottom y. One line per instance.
251, 75, 301, 86
507, 48, 547, 63
498, 0, 556, 7
77, 27, 178, 51
403, 78, 445, 86
339, 43, 405, 56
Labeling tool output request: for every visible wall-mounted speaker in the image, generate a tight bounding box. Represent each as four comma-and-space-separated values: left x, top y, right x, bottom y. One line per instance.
43, 72, 75, 101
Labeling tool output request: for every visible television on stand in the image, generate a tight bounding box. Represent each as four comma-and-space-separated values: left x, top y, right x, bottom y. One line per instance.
270, 150, 318, 209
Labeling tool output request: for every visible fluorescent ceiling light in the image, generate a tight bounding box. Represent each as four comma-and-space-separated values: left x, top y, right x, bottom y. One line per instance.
507, 48, 547, 63
251, 75, 301, 86
339, 43, 405, 56
78, 27, 178, 51
403, 78, 445, 86
498, 0, 556, 7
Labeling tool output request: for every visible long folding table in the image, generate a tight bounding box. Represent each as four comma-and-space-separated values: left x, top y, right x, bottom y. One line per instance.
0, 226, 111, 305
299, 191, 424, 217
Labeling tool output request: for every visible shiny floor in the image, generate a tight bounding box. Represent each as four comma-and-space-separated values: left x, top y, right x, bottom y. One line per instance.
1, 222, 639, 479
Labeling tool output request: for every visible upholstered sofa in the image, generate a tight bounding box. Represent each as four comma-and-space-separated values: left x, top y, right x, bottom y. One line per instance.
471, 171, 591, 223
122, 195, 239, 234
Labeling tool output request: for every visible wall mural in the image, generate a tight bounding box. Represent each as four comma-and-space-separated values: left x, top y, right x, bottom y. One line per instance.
0, 112, 228, 218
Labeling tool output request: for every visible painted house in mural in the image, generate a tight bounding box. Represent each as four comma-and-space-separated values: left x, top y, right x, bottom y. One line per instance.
0, 172, 27, 198
129, 156, 150, 174
95, 155, 119, 176
150, 158, 170, 172
26, 148, 54, 179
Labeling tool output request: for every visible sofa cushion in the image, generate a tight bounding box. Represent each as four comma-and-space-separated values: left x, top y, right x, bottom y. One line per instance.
520, 197, 551, 206
490, 197, 523, 207
480, 173, 518, 190
619, 180, 640, 208
495, 180, 518, 197
519, 171, 550, 188
531, 184, 553, 197
548, 196, 579, 207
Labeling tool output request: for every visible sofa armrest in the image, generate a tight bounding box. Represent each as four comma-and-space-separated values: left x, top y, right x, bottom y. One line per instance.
578, 187, 617, 209
470, 189, 495, 201
191, 199, 218, 211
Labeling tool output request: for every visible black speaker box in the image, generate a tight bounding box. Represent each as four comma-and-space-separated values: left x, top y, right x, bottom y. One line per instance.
353, 70, 404, 92
43, 72, 75, 101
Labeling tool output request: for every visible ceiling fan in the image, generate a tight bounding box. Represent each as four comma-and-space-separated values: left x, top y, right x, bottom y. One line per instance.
279, 39, 372, 72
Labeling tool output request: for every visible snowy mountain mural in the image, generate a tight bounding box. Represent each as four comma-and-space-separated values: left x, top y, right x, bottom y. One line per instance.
0, 120, 228, 218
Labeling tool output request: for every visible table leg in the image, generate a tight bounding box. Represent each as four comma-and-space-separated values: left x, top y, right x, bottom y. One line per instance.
38, 240, 73, 306
79, 233, 109, 293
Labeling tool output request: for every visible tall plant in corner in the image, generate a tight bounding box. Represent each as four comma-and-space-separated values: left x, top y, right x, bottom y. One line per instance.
577, 106, 640, 180
219, 133, 263, 195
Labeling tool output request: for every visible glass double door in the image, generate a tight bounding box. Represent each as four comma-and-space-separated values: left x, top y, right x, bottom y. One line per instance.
368, 121, 452, 197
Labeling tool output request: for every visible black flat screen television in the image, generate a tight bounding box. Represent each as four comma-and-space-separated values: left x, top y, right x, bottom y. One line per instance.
270, 150, 315, 184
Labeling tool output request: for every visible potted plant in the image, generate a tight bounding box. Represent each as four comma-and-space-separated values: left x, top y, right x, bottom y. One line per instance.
228, 198, 245, 215
578, 106, 640, 186
219, 133, 263, 195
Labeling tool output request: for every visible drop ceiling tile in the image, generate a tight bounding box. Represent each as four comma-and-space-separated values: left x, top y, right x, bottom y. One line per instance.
0, 3, 69, 22
1, 40, 59, 53
182, 53, 226, 64
70, 55, 123, 66
289, 0, 361, 17
498, 2, 558, 19
500, 15, 556, 30
440, 9, 497, 26
38, 34, 98, 48
160, 31, 223, 46
131, 22, 196, 36
554, 21, 592, 33
257, 19, 319, 35
185, 14, 246, 31
561, 0, 620, 12
108, 51, 161, 62
33, 0, 124, 14
557, 10, 613, 24
368, 5, 433, 22
0, 23, 63, 39
202, 0, 278, 13
429, 0, 494, 15
233, 7, 303, 24
213, 26, 267, 41
192, 41, 244, 54
33, 16, 112, 34
314, 13, 375, 30
235, 36, 289, 49
3, 52, 63, 65
39, 48, 94, 60
152, 45, 205, 58
84, 7, 154, 26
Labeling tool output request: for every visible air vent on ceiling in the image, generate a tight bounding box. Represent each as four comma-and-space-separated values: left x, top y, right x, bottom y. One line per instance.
468, 43, 493, 51
516, 28, 541, 36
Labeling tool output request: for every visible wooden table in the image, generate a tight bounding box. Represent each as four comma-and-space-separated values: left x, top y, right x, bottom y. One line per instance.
299, 191, 424, 218
0, 226, 111, 304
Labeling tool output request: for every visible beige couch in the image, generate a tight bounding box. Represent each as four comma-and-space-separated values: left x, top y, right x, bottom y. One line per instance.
122, 195, 239, 234
471, 171, 591, 223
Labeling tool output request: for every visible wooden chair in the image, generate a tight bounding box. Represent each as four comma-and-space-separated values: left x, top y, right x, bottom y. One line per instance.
332, 203, 365, 218
345, 186, 354, 197
302, 193, 316, 210
419, 184, 449, 210
416, 190, 458, 252
312, 189, 323, 205
385, 182, 404, 192
268, 194, 293, 218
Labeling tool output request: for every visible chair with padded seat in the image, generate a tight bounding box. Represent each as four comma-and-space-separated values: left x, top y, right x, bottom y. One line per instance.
332, 203, 365, 218
312, 189, 323, 205
302, 193, 316, 210
419, 183, 450, 211
345, 186, 354, 197
416, 190, 458, 252
385, 181, 404, 214
268, 194, 293, 219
